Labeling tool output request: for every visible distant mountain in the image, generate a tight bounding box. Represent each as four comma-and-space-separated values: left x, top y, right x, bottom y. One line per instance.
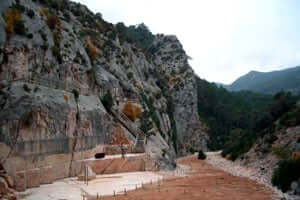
214, 82, 229, 88
227, 66, 300, 94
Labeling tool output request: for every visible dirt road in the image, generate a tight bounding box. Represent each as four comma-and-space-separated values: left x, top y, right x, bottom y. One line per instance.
96, 156, 274, 200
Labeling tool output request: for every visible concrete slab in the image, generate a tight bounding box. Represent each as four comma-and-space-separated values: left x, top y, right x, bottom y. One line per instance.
19, 171, 162, 200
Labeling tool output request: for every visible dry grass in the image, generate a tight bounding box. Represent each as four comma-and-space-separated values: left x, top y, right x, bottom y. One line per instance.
122, 101, 141, 121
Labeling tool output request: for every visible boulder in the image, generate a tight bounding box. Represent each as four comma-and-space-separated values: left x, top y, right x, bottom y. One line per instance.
0, 174, 14, 188
0, 177, 8, 195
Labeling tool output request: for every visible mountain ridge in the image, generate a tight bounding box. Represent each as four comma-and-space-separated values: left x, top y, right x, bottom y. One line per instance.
224, 66, 300, 94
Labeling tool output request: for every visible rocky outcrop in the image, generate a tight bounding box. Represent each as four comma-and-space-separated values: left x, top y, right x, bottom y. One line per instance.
0, 0, 209, 190
0, 164, 18, 200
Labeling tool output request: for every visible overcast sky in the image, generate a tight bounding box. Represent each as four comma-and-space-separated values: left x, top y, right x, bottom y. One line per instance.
72, 0, 300, 84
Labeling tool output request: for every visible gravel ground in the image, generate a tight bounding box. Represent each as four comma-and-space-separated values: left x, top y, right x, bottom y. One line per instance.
205, 151, 300, 200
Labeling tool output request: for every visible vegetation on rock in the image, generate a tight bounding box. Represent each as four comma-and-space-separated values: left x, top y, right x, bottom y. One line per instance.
4, 7, 26, 37
122, 101, 141, 122
198, 150, 207, 160
85, 39, 98, 62
72, 89, 79, 102
272, 159, 300, 192
101, 91, 113, 111
116, 23, 155, 52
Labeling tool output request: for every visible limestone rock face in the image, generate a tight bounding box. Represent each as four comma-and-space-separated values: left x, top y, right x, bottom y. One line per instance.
151, 35, 209, 155
0, 170, 18, 200
0, 0, 209, 188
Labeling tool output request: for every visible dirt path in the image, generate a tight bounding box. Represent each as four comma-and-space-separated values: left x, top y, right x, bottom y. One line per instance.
95, 156, 274, 200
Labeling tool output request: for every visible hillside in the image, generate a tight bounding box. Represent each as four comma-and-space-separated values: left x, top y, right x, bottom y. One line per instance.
197, 78, 273, 150
0, 0, 209, 194
227, 66, 300, 94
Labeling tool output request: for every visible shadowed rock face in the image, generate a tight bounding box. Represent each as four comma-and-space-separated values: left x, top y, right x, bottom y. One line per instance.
0, 0, 209, 188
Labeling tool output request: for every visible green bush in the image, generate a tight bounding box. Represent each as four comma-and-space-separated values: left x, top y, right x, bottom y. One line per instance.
26, 9, 35, 18
272, 159, 300, 192
198, 150, 206, 160
23, 84, 31, 92
52, 46, 62, 64
127, 72, 133, 80
271, 147, 292, 160
72, 89, 79, 101
13, 18, 26, 35
27, 33, 33, 39
101, 91, 113, 110
46, 14, 59, 30
221, 129, 256, 161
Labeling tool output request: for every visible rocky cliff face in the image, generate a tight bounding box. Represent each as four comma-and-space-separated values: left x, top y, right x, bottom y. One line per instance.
0, 0, 208, 186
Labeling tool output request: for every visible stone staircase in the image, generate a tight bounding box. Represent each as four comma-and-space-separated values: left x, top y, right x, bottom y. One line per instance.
109, 109, 146, 152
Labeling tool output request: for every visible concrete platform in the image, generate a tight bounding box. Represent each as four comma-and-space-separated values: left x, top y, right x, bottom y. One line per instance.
20, 171, 163, 200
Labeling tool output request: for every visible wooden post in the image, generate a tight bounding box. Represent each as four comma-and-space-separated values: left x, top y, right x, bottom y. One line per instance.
86, 166, 89, 186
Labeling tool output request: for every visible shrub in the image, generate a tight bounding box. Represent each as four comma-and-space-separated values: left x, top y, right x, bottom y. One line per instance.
162, 148, 167, 158
198, 150, 207, 160
272, 159, 300, 192
280, 107, 300, 127
189, 147, 195, 154
291, 152, 300, 161
64, 94, 69, 102
101, 91, 113, 110
140, 111, 153, 133
72, 89, 79, 101
52, 31, 62, 63
221, 129, 256, 161
169, 76, 176, 84
63, 12, 71, 22
27, 33, 33, 39
272, 147, 292, 160
10, 1, 25, 13
127, 72, 133, 80
52, 46, 62, 64
53, 31, 60, 46
122, 101, 141, 121
85, 39, 98, 62
39, 8, 49, 17
13, 18, 26, 35
4, 9, 26, 37
23, 84, 31, 92
46, 14, 60, 30
26, 9, 35, 18
39, 31, 47, 41
34, 87, 39, 92
86, 68, 96, 82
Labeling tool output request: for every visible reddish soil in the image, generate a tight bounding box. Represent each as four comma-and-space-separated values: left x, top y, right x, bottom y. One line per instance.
92, 156, 274, 200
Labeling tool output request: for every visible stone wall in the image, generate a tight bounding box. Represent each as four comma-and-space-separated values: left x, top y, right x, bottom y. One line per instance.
11, 153, 158, 191
104, 144, 135, 155
9, 147, 103, 191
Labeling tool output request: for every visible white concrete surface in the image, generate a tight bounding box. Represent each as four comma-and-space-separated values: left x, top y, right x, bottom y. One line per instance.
20, 171, 162, 200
